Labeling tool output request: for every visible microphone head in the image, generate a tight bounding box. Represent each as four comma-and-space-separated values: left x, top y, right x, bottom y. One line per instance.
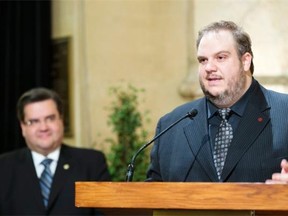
187, 109, 198, 119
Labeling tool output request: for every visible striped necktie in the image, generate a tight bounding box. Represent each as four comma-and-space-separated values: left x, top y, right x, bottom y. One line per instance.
39, 158, 53, 208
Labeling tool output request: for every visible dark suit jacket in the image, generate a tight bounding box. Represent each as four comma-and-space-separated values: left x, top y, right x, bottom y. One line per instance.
0, 144, 111, 215
147, 80, 288, 182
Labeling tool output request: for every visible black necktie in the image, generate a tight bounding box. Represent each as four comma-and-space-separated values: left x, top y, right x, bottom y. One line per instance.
39, 158, 53, 208
213, 108, 233, 180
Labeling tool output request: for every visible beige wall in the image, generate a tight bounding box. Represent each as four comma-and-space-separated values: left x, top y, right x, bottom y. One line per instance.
52, 0, 191, 152
52, 0, 288, 152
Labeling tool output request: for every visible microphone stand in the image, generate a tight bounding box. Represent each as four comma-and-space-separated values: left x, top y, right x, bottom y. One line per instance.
126, 109, 198, 182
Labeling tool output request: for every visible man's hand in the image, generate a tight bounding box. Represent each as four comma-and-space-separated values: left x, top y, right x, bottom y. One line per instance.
266, 159, 288, 184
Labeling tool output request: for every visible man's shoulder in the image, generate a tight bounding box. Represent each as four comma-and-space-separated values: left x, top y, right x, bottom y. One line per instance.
162, 97, 205, 119
60, 144, 107, 168
61, 144, 105, 158
261, 85, 288, 105
0, 147, 28, 161
0, 147, 29, 170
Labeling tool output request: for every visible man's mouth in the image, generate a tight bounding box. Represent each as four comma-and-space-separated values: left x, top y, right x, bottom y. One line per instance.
207, 76, 222, 81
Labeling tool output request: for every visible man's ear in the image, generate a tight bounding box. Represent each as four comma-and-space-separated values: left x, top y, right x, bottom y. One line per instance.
242, 52, 252, 72
20, 122, 26, 137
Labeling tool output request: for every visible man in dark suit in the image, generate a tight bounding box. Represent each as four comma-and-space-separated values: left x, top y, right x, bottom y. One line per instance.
0, 87, 111, 215
147, 20, 288, 183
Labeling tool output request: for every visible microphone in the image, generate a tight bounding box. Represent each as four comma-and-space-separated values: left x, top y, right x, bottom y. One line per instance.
125, 108, 198, 182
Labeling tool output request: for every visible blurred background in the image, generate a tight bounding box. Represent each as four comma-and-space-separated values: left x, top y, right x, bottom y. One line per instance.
2, 0, 288, 160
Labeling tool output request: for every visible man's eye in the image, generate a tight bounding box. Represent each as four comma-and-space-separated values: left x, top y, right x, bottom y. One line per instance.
47, 115, 56, 122
26, 119, 39, 126
198, 58, 207, 64
217, 56, 226, 61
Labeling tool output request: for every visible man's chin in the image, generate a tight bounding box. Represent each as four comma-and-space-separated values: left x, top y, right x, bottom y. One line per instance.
204, 90, 223, 99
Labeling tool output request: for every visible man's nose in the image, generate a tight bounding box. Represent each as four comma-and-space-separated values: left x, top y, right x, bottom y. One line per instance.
205, 60, 217, 72
38, 120, 49, 130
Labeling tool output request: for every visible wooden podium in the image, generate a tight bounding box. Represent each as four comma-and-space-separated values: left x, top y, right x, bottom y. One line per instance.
75, 182, 288, 216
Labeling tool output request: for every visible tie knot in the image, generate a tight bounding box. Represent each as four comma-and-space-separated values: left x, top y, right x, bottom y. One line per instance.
218, 108, 231, 120
41, 158, 53, 167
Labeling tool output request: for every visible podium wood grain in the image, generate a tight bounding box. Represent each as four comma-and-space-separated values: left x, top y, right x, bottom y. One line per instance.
75, 182, 288, 216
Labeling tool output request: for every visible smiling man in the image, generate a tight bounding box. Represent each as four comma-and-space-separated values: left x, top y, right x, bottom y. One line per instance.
146, 20, 288, 183
0, 87, 110, 215
20, 98, 64, 156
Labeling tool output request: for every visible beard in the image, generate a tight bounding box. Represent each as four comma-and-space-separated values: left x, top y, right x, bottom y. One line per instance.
200, 69, 247, 107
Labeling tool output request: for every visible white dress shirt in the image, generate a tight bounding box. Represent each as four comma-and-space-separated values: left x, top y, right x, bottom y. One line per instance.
31, 147, 60, 178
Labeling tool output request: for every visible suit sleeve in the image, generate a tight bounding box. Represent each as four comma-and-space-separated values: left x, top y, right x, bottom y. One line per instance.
146, 119, 163, 182
94, 151, 111, 181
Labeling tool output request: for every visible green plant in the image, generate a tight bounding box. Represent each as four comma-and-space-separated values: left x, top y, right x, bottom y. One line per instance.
105, 84, 150, 181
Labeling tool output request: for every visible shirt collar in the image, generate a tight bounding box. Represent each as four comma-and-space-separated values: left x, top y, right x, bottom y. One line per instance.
31, 147, 61, 166
231, 78, 256, 116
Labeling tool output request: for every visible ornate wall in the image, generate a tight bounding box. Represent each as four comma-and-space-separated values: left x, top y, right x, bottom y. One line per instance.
52, 0, 288, 151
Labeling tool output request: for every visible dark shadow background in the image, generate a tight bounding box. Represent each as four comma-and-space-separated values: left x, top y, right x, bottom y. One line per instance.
0, 0, 52, 153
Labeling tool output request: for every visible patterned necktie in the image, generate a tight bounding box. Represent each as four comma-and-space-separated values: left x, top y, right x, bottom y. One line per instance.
39, 158, 53, 208
213, 108, 233, 180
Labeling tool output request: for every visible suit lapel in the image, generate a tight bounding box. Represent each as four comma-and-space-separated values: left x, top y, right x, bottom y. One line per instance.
172, 99, 218, 181
221, 83, 270, 181
184, 113, 217, 181
19, 149, 46, 211
48, 145, 74, 209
